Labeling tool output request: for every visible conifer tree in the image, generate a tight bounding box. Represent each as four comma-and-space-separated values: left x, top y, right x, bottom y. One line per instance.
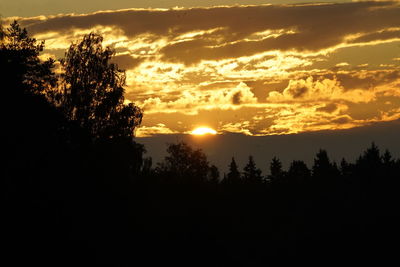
268, 156, 284, 182
224, 157, 241, 184
243, 156, 263, 183
312, 149, 333, 178
288, 160, 310, 182
1, 21, 56, 97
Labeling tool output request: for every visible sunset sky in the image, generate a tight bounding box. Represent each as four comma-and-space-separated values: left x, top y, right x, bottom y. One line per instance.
3, 0, 399, 138
2, 1, 400, 169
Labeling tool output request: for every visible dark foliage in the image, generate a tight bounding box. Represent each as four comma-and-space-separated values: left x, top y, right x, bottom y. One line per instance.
57, 33, 142, 141
268, 156, 284, 182
242, 155, 263, 184
155, 141, 212, 183
223, 157, 241, 185
1, 21, 57, 96
3, 21, 400, 266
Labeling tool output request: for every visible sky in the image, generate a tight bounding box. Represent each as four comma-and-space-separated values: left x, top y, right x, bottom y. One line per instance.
2, 0, 400, 170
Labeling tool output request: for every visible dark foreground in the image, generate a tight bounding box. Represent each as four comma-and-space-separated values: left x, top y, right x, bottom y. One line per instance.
5, 102, 400, 265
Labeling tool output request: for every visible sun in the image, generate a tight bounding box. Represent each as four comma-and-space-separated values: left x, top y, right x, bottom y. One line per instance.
191, 127, 217, 135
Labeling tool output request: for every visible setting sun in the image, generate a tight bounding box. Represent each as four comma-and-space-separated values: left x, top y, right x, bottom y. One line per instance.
191, 127, 217, 135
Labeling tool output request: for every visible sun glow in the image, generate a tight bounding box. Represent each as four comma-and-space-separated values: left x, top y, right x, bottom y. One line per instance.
191, 127, 217, 135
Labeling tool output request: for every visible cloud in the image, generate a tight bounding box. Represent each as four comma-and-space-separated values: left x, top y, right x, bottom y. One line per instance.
112, 53, 144, 69
135, 123, 178, 137
267, 76, 378, 103
140, 82, 258, 115
335, 69, 400, 90
230, 82, 258, 105
232, 92, 243, 105
331, 115, 352, 124
335, 62, 350, 68
348, 29, 400, 44
9, 1, 399, 65
316, 103, 339, 113
220, 122, 253, 136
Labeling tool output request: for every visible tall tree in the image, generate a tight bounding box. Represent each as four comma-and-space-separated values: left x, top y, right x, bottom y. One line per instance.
268, 156, 284, 182
224, 157, 241, 184
356, 142, 382, 178
1, 21, 65, 155
357, 142, 381, 165
57, 33, 142, 141
243, 156, 263, 184
1, 21, 56, 97
382, 149, 394, 168
312, 149, 335, 179
209, 165, 220, 184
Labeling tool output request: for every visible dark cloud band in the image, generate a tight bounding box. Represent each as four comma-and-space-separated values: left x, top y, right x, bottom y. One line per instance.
13, 1, 400, 64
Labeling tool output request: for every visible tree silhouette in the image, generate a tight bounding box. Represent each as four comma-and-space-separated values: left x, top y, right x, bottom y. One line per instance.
209, 164, 220, 184
357, 142, 381, 165
224, 157, 241, 184
1, 21, 56, 97
57, 33, 142, 141
312, 149, 337, 179
243, 155, 263, 183
268, 156, 284, 182
382, 149, 394, 169
2, 21, 67, 166
356, 142, 382, 179
288, 160, 310, 182
156, 142, 211, 182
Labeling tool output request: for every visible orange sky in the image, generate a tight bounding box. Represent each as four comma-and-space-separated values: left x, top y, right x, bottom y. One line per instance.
5, 1, 400, 137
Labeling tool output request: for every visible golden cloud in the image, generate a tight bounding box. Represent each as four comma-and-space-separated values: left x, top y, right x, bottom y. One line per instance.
267, 77, 378, 103
140, 82, 258, 115
135, 123, 178, 137
16, 1, 400, 63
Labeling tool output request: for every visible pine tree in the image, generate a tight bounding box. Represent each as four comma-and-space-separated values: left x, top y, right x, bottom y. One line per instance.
243, 156, 263, 184
312, 149, 334, 178
382, 149, 394, 167
356, 142, 382, 177
268, 156, 284, 182
224, 157, 241, 184
1, 21, 57, 97
288, 160, 310, 182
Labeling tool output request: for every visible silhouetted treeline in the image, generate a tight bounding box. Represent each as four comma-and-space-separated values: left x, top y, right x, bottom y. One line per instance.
3, 22, 400, 266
